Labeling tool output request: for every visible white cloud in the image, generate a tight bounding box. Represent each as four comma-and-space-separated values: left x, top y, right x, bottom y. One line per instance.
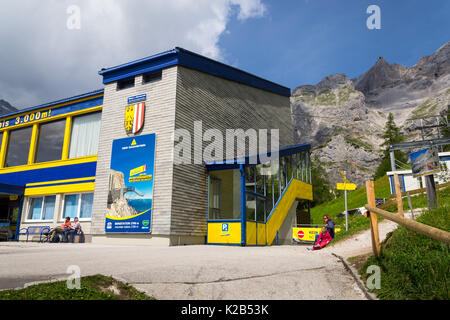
230, 0, 267, 20
0, 0, 267, 108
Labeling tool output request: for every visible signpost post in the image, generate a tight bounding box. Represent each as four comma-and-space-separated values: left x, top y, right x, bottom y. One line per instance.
410, 147, 440, 209
337, 171, 357, 232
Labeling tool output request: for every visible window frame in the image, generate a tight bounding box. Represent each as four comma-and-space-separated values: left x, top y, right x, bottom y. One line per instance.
61, 192, 94, 221
68, 111, 101, 160
0, 108, 102, 169
25, 195, 56, 222
34, 118, 66, 164
5, 126, 33, 168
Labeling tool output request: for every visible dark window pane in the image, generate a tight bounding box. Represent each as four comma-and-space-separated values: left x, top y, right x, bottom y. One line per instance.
143, 71, 162, 84
256, 197, 265, 222
208, 169, 241, 220
256, 164, 265, 195
6, 127, 32, 167
35, 119, 65, 163
0, 132, 3, 156
246, 194, 256, 221
117, 77, 135, 90
245, 166, 255, 192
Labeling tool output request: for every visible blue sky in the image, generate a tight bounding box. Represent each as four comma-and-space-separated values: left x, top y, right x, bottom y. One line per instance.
220, 0, 450, 89
0, 0, 448, 108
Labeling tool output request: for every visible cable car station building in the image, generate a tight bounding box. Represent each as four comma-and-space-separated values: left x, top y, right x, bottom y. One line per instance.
0, 48, 312, 246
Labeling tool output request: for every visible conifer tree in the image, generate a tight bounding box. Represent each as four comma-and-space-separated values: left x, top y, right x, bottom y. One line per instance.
374, 113, 407, 179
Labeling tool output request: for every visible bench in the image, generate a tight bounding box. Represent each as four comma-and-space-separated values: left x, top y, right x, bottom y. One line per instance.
50, 228, 88, 243
18, 226, 51, 242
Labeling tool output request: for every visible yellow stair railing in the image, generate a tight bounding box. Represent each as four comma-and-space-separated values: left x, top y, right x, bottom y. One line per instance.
266, 178, 313, 246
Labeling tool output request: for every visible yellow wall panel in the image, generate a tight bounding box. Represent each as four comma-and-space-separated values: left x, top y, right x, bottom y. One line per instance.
246, 221, 257, 246
25, 182, 95, 196
207, 222, 241, 245
257, 223, 266, 246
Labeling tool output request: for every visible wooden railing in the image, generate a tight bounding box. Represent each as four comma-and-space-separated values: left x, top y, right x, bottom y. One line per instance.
364, 179, 450, 258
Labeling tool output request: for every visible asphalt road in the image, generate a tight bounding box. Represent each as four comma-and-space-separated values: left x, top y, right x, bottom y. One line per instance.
0, 242, 367, 300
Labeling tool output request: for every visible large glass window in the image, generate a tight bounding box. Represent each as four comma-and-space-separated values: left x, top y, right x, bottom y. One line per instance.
80, 193, 94, 219
35, 119, 66, 163
245, 166, 255, 192
0, 132, 3, 154
6, 126, 33, 167
256, 164, 265, 196
63, 193, 93, 219
69, 112, 101, 159
209, 178, 221, 218
256, 197, 265, 222
271, 159, 280, 206
246, 194, 256, 221
208, 169, 241, 220
27, 196, 56, 221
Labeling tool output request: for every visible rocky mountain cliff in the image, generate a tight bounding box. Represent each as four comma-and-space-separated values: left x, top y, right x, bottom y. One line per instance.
291, 42, 450, 187
0, 99, 17, 115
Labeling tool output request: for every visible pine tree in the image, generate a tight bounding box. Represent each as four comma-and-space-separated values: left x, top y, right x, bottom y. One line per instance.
374, 113, 407, 179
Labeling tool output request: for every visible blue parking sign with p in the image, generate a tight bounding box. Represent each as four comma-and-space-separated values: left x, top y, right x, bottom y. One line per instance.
222, 224, 229, 232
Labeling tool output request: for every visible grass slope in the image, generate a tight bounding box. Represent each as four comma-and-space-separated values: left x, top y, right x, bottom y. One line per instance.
359, 205, 450, 300
0, 275, 154, 300
311, 176, 449, 244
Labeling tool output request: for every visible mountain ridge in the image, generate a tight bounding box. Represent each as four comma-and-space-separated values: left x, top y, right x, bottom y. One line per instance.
0, 99, 17, 115
291, 41, 450, 187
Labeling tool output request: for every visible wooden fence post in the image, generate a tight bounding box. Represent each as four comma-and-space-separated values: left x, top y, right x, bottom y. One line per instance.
366, 181, 381, 258
394, 173, 404, 217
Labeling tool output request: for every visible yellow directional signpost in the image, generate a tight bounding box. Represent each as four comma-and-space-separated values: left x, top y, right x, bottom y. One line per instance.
337, 171, 356, 231
336, 183, 357, 191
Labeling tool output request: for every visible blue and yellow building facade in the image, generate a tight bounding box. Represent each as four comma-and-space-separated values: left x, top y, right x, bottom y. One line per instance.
0, 47, 313, 245
0, 90, 103, 239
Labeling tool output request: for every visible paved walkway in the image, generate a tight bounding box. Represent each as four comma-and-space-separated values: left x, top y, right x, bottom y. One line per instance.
0, 216, 413, 300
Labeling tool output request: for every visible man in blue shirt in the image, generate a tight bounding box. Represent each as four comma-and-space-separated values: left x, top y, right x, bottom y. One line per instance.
324, 215, 335, 239
313, 215, 335, 245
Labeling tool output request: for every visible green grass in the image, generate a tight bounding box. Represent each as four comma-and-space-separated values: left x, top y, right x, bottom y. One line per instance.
0, 275, 154, 300
412, 99, 439, 118
359, 205, 450, 300
383, 186, 450, 214
311, 176, 450, 244
344, 136, 373, 152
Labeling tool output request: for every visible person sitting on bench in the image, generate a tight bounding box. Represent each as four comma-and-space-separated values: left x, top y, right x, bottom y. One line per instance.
68, 217, 83, 243
61, 217, 72, 243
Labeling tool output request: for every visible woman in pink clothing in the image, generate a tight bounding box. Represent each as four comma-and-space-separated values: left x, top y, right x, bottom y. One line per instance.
308, 227, 332, 251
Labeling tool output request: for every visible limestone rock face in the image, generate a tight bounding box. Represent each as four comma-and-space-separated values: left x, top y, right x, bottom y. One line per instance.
107, 170, 137, 218
109, 170, 125, 190
107, 199, 137, 218
291, 42, 450, 187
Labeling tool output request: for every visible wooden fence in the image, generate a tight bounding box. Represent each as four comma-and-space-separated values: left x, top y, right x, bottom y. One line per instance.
364, 179, 450, 258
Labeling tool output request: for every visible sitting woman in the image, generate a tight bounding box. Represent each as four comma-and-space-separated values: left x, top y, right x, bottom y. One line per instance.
309, 227, 332, 251
68, 217, 83, 243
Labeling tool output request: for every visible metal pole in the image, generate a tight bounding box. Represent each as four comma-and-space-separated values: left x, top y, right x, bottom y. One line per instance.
425, 174, 438, 210
345, 189, 348, 232
390, 150, 396, 171
406, 192, 414, 220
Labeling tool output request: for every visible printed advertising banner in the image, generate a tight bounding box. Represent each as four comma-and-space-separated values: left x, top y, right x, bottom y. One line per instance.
411, 147, 440, 178
105, 134, 156, 233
